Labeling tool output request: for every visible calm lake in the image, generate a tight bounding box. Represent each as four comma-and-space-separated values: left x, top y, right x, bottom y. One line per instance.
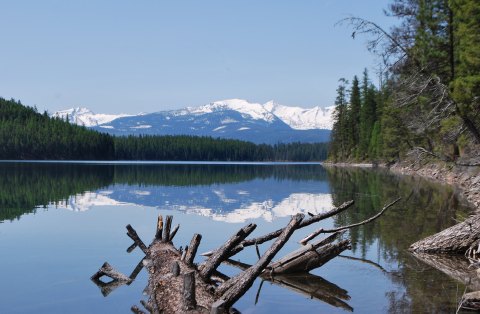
0, 162, 474, 313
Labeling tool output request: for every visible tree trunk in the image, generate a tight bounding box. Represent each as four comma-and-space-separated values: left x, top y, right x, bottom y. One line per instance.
409, 214, 480, 253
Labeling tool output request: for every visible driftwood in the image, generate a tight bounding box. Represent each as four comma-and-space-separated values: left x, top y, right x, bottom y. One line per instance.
222, 258, 353, 312
91, 198, 400, 313
409, 214, 480, 254
299, 198, 401, 245
201, 200, 355, 258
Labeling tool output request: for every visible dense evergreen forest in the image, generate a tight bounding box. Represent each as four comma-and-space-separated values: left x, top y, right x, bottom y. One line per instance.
0, 97, 328, 161
329, 0, 480, 164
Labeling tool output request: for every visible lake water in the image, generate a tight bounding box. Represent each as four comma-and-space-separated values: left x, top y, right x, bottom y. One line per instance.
0, 162, 474, 313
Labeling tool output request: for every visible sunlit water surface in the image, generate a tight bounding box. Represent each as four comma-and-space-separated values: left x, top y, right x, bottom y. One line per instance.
0, 162, 474, 313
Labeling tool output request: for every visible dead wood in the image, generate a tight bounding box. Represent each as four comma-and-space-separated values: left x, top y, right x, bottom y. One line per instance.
299, 198, 401, 245
409, 214, 480, 254
198, 223, 256, 281
216, 214, 304, 307
92, 199, 400, 312
270, 240, 351, 274
126, 224, 149, 255
202, 200, 354, 258
170, 224, 180, 241
185, 234, 202, 266
461, 291, 480, 311
156, 215, 163, 240
162, 215, 173, 243
222, 258, 353, 311
269, 232, 345, 271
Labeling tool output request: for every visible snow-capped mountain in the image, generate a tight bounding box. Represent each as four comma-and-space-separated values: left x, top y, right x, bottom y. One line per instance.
53, 99, 333, 144
52, 107, 133, 127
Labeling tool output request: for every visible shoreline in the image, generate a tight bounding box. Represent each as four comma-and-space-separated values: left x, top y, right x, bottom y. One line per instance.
324, 160, 480, 209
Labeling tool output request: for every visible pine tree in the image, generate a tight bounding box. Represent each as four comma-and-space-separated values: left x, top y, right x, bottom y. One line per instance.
348, 75, 362, 158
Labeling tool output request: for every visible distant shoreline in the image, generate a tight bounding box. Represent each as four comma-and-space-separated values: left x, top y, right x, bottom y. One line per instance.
0, 160, 324, 165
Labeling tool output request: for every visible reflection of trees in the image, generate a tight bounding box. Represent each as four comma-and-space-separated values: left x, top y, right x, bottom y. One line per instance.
0, 163, 328, 222
111, 164, 328, 187
0, 163, 113, 222
326, 166, 472, 313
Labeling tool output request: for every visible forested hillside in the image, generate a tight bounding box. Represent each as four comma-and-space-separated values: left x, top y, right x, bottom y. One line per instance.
0, 98, 114, 159
0, 97, 328, 161
329, 0, 479, 164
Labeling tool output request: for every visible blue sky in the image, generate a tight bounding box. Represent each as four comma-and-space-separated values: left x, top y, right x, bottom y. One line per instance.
0, 0, 394, 114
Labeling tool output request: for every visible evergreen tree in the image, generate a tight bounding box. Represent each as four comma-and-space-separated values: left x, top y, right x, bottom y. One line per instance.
330, 78, 350, 161
348, 75, 362, 157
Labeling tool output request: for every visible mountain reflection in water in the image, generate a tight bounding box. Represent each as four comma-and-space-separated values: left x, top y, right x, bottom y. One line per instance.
0, 162, 475, 313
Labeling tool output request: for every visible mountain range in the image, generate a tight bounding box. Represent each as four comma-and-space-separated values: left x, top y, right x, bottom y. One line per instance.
53, 99, 334, 144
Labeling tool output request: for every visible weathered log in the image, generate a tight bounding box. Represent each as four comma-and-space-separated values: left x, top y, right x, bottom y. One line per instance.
183, 271, 197, 310
219, 200, 354, 257
270, 232, 345, 270
91, 262, 132, 283
162, 215, 173, 243
140, 300, 153, 313
93, 198, 400, 312
244, 201, 352, 245
172, 261, 180, 277
144, 240, 215, 313
299, 198, 401, 245
126, 224, 149, 255
156, 215, 163, 240
269, 240, 351, 274
170, 224, 180, 241
129, 258, 145, 281
91, 262, 133, 296
185, 234, 202, 266
131, 305, 146, 314
409, 214, 480, 253
217, 214, 304, 308
222, 258, 353, 312
127, 242, 138, 253
198, 223, 257, 280
461, 291, 480, 311
181, 245, 188, 261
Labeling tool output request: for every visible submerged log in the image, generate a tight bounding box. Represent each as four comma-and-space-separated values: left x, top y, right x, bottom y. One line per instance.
92, 199, 399, 312
91, 262, 133, 296
216, 214, 304, 307
409, 214, 480, 253
222, 258, 353, 312
269, 240, 351, 274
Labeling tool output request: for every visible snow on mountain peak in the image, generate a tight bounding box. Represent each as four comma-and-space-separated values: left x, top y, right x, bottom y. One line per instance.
52, 107, 133, 127
186, 99, 333, 130
187, 99, 277, 122
53, 98, 334, 130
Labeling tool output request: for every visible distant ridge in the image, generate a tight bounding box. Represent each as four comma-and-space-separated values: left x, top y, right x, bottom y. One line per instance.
53, 99, 333, 144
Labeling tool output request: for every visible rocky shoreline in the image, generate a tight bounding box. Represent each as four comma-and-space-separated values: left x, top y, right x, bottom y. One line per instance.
388, 161, 480, 209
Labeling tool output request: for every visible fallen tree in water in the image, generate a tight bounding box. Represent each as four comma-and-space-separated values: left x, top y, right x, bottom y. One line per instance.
91, 198, 401, 313
409, 214, 480, 254
409, 212, 480, 311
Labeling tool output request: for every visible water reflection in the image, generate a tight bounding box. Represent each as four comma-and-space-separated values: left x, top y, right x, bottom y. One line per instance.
0, 163, 332, 223
0, 162, 475, 313
326, 166, 473, 313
